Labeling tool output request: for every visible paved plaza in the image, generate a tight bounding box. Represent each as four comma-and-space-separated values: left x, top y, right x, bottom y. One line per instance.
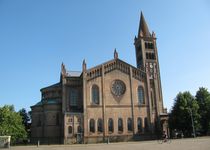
6, 137, 210, 150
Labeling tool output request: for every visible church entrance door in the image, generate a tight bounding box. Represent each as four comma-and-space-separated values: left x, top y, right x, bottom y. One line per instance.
76, 133, 83, 144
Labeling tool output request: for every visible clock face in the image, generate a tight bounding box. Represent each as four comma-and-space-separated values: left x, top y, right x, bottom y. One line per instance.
111, 80, 126, 97
150, 63, 153, 68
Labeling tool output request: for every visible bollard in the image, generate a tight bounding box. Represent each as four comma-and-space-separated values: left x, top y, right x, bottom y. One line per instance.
8, 136, 11, 149
37, 140, 40, 147
181, 133, 184, 139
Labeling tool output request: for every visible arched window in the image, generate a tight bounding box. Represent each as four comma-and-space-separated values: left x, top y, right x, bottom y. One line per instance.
118, 118, 123, 132
108, 118, 114, 133
89, 119, 95, 133
97, 118, 103, 133
68, 126, 73, 134
138, 86, 144, 104
144, 117, 149, 132
77, 126, 82, 133
69, 88, 78, 106
92, 85, 99, 104
127, 118, 132, 131
137, 117, 142, 133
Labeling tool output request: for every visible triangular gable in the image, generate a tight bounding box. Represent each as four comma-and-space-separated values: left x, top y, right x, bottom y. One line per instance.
86, 58, 146, 81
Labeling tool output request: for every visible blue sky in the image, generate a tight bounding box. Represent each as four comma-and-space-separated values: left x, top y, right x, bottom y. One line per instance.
0, 0, 210, 112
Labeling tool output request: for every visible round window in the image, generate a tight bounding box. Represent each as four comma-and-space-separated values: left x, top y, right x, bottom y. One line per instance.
111, 80, 126, 97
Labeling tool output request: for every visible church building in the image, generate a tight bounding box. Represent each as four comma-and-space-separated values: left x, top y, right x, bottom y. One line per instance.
30, 13, 168, 144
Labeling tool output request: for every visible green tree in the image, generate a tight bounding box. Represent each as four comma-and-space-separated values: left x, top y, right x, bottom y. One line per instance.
169, 92, 200, 137
0, 105, 27, 144
18, 108, 30, 130
195, 87, 210, 135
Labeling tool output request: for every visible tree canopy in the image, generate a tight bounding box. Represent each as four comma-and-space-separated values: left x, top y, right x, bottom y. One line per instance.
18, 108, 30, 130
169, 91, 200, 137
195, 87, 210, 134
169, 87, 210, 137
0, 105, 27, 144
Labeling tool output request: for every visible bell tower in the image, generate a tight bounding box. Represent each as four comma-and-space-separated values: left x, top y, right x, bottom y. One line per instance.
134, 12, 165, 132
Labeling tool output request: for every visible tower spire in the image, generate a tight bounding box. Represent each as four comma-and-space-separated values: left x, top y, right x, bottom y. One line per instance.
82, 59, 86, 71
61, 62, 66, 75
114, 48, 118, 59
138, 12, 151, 37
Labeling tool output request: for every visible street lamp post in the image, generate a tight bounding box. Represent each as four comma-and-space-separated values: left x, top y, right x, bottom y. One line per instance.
189, 108, 196, 138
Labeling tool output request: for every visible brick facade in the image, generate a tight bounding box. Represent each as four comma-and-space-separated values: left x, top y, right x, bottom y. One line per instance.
30, 13, 168, 144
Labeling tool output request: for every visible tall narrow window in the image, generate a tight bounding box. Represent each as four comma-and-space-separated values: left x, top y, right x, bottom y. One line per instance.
151, 90, 155, 108
145, 42, 154, 49
108, 118, 114, 133
145, 42, 149, 49
70, 89, 78, 106
138, 86, 144, 104
92, 85, 99, 104
89, 119, 95, 133
56, 113, 59, 125
144, 117, 149, 132
127, 118, 132, 131
137, 117, 142, 132
118, 118, 123, 132
68, 126, 73, 134
77, 126, 82, 133
97, 118, 103, 133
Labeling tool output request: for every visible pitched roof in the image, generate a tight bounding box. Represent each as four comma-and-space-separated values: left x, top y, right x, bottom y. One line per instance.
66, 71, 82, 77
32, 99, 60, 107
40, 82, 61, 91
